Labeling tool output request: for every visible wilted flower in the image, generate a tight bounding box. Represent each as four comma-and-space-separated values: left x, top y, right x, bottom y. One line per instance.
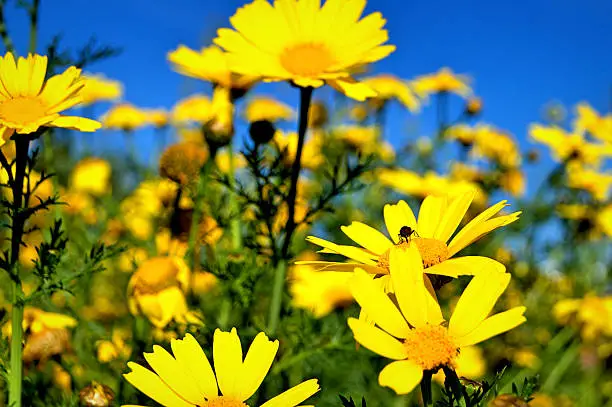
78, 382, 115, 407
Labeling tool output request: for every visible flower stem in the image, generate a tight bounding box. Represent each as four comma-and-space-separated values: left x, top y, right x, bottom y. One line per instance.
268, 86, 313, 335
0, 1, 15, 54
8, 137, 31, 407
420, 371, 433, 406
227, 143, 242, 251
443, 367, 469, 407
187, 160, 213, 271
28, 0, 39, 53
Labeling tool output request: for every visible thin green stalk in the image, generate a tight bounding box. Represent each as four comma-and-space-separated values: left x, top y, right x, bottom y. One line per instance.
0, 1, 15, 54
186, 160, 213, 270
443, 367, 468, 407
268, 86, 313, 335
420, 371, 433, 406
8, 137, 31, 407
227, 144, 242, 251
28, 0, 40, 54
541, 339, 579, 393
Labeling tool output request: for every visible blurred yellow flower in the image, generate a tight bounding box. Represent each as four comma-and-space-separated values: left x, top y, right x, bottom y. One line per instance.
214, 0, 395, 101
101, 103, 148, 131
97, 329, 131, 363
62, 191, 99, 224
301, 191, 518, 280
308, 100, 329, 128
566, 162, 612, 202
289, 252, 353, 318
334, 125, 395, 161
554, 294, 612, 341
449, 163, 483, 183
244, 96, 294, 122
215, 149, 246, 174
530, 123, 612, 167
159, 141, 208, 185
124, 330, 320, 406
168, 44, 257, 92
172, 94, 213, 125
118, 247, 148, 273
80, 74, 123, 106
472, 125, 521, 168
574, 102, 612, 143
0, 53, 101, 146
411, 67, 472, 99
191, 270, 218, 295
70, 157, 112, 196
446, 124, 479, 146
348, 247, 525, 395
499, 168, 526, 197
378, 168, 487, 205
361, 74, 420, 112
127, 255, 200, 328
146, 108, 169, 127
274, 130, 324, 170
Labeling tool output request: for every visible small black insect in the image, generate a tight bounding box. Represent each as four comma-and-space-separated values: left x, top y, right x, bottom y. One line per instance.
398, 225, 419, 243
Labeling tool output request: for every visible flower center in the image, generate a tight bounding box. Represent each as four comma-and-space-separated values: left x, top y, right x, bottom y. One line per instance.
280, 43, 334, 77
200, 396, 249, 407
0, 97, 48, 125
403, 324, 458, 371
377, 238, 450, 271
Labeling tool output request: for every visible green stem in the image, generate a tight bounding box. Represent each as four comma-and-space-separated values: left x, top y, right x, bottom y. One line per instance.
268, 86, 313, 335
227, 144, 242, 251
186, 160, 212, 270
541, 339, 579, 393
420, 371, 433, 406
267, 259, 287, 335
28, 0, 39, 54
0, 1, 15, 54
443, 367, 468, 407
8, 137, 30, 407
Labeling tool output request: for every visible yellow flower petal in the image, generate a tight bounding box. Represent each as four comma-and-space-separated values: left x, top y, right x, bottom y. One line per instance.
390, 246, 442, 327
417, 195, 447, 238
306, 236, 378, 266
260, 379, 320, 407
328, 77, 377, 101
384, 200, 418, 244
349, 268, 410, 338
49, 116, 101, 132
143, 345, 204, 405
341, 221, 393, 255
449, 272, 511, 339
123, 362, 192, 407
378, 360, 423, 395
237, 332, 279, 401
426, 256, 505, 277
213, 328, 243, 398
456, 307, 527, 347
170, 334, 218, 399
434, 190, 475, 243
348, 317, 407, 360
293, 260, 380, 274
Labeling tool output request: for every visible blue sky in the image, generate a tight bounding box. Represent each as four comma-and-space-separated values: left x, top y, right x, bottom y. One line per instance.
4, 0, 612, 195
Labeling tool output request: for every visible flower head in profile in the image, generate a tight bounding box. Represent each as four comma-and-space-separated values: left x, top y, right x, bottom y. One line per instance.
361, 74, 420, 112
301, 191, 520, 281
80, 74, 123, 106
0, 53, 101, 145
411, 67, 472, 100
244, 96, 294, 123
101, 103, 148, 131
347, 246, 526, 395
70, 157, 112, 196
214, 0, 396, 101
146, 108, 169, 128
168, 44, 257, 94
172, 94, 213, 125
123, 329, 320, 406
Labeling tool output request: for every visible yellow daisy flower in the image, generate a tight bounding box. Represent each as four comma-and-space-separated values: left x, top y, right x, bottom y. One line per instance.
361, 74, 420, 112
411, 67, 472, 99
244, 96, 294, 123
172, 94, 213, 125
0, 53, 100, 145
101, 103, 149, 131
70, 157, 112, 196
214, 0, 396, 101
472, 125, 521, 168
146, 108, 169, 128
347, 245, 526, 395
378, 169, 487, 205
334, 125, 394, 161
80, 74, 123, 106
566, 162, 612, 202
274, 130, 324, 170
529, 123, 612, 167
574, 102, 612, 143
300, 191, 520, 279
554, 294, 612, 341
123, 329, 320, 407
168, 44, 257, 91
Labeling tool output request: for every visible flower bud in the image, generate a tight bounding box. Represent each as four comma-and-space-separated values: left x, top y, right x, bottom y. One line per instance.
159, 142, 208, 185
249, 120, 277, 144
465, 97, 483, 116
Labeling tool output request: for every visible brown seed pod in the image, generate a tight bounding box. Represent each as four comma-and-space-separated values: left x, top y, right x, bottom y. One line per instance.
79, 382, 115, 407
159, 142, 208, 185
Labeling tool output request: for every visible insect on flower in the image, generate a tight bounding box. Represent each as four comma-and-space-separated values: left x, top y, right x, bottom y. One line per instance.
398, 225, 419, 243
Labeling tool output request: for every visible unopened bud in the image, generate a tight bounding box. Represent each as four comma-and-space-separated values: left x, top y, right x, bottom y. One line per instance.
465, 97, 483, 116
249, 120, 277, 145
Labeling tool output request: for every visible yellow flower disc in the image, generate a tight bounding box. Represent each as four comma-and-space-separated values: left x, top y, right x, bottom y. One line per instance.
403, 324, 458, 371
